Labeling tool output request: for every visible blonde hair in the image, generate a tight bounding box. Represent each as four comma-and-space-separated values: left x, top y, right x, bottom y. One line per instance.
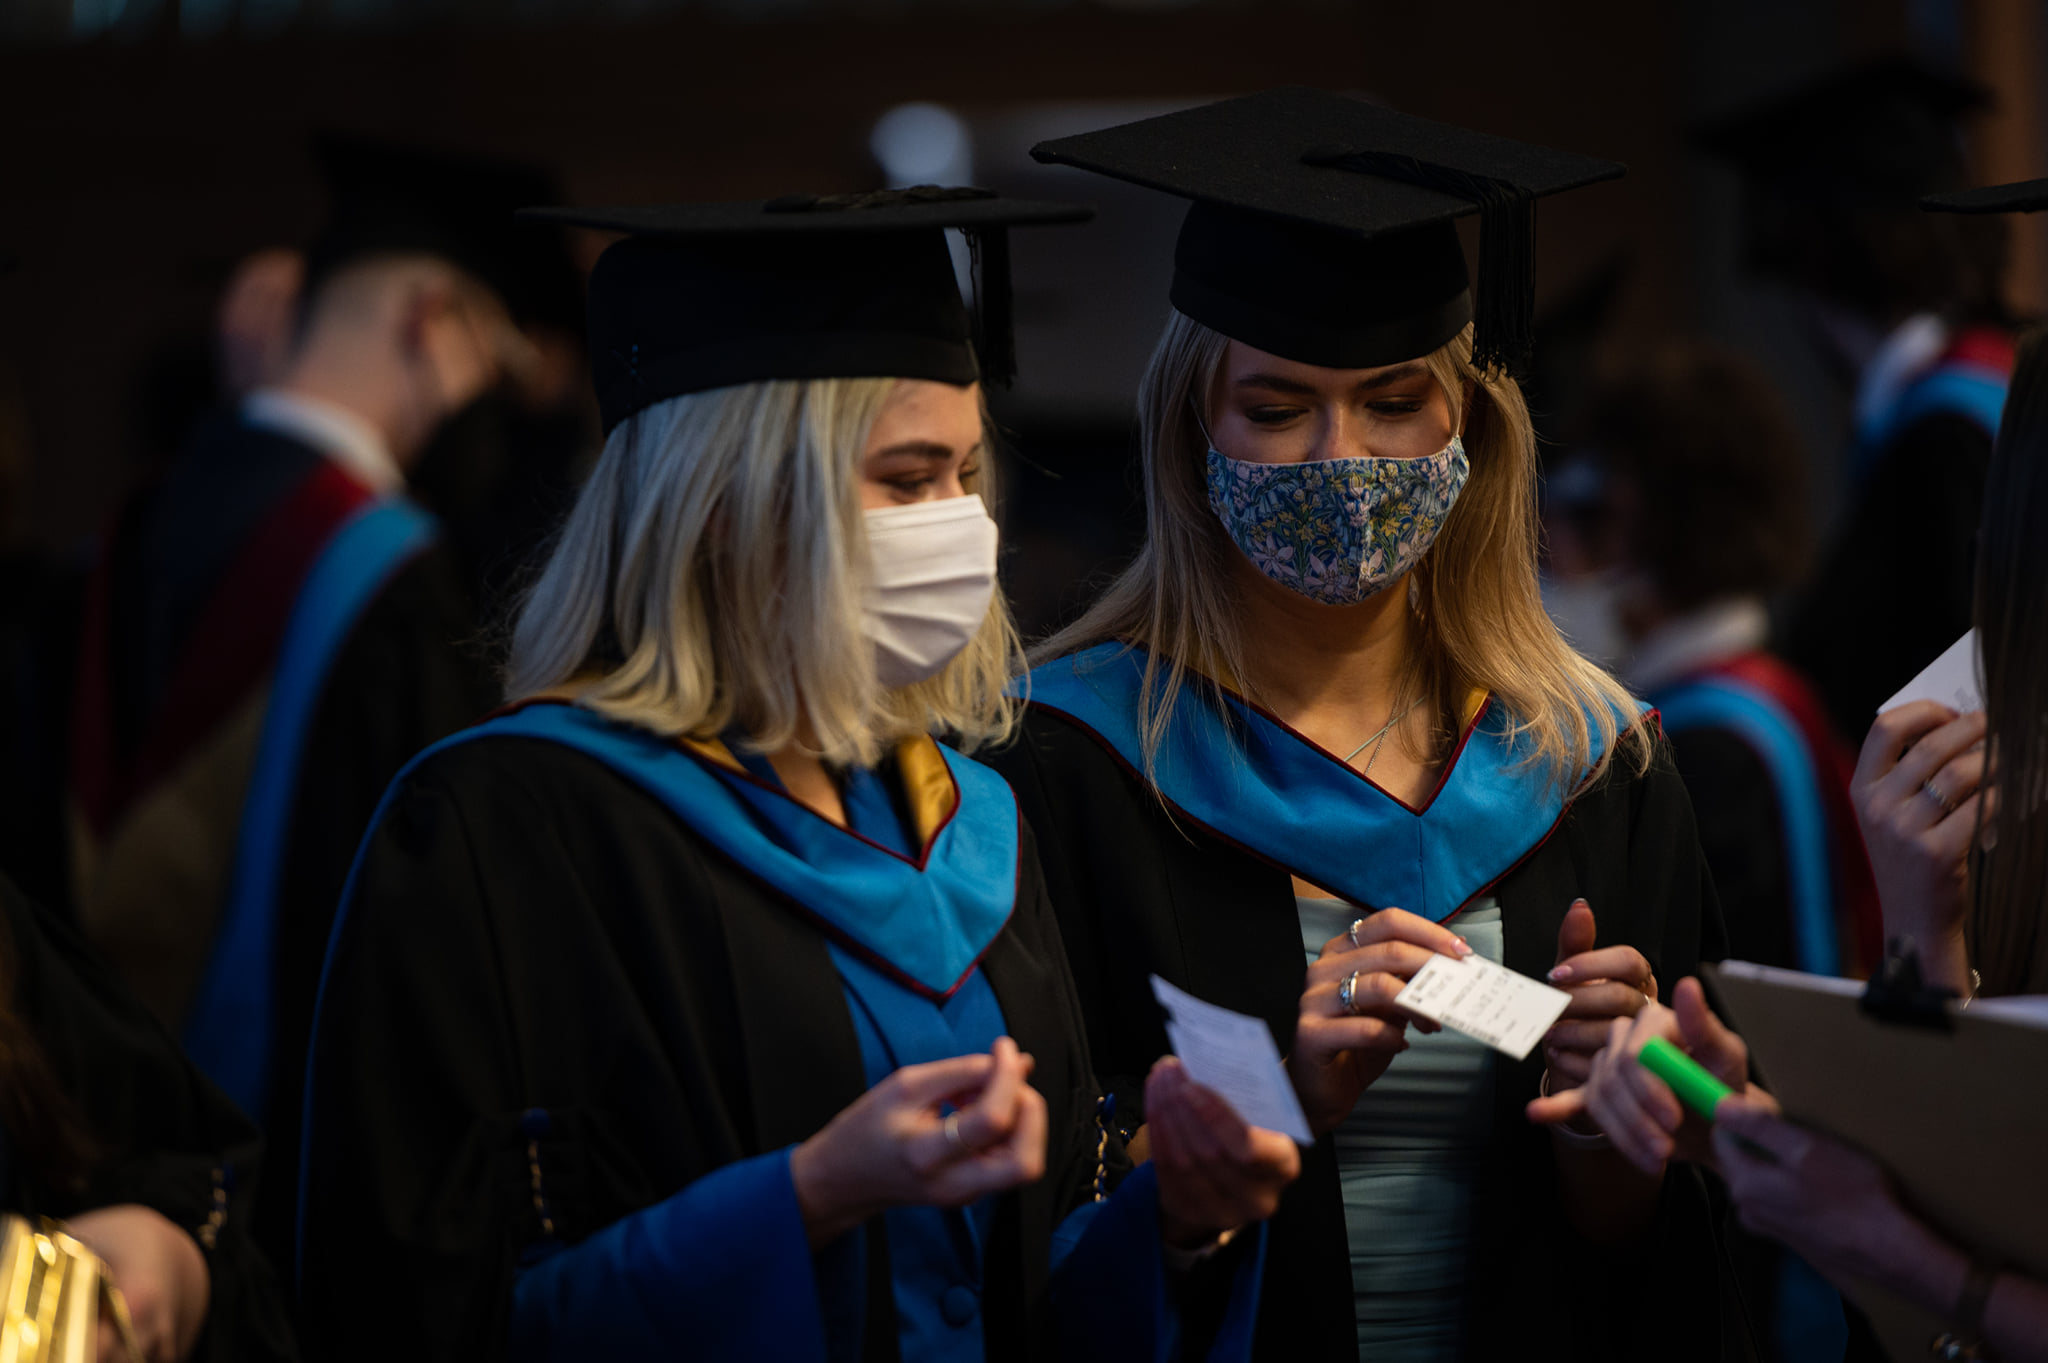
507, 377, 1023, 768
1036, 312, 1652, 790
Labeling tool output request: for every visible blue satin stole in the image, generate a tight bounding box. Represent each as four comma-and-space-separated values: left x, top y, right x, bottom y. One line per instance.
184, 497, 438, 1114
464, 703, 1020, 998
721, 741, 1009, 1363
1024, 644, 1632, 921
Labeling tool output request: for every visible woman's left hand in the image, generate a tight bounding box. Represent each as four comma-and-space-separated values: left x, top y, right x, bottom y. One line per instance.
1713, 1099, 1923, 1294
1541, 899, 1658, 1088
66, 1204, 210, 1363
1145, 1057, 1301, 1250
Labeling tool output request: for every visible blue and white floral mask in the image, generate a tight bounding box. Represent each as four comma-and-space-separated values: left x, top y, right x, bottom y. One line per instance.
1204, 437, 1470, 606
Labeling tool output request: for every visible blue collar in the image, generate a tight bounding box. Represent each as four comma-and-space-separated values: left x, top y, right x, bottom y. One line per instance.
481, 704, 1019, 998
1023, 644, 1626, 920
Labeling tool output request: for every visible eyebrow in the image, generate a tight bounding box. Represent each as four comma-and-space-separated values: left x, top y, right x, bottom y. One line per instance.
1233, 362, 1431, 397
868, 440, 986, 463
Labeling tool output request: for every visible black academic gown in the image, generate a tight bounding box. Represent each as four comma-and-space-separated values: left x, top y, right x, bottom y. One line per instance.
1665, 730, 1796, 971
0, 873, 297, 1361
250, 536, 498, 1270
984, 705, 1757, 1363
1781, 411, 1990, 741
297, 734, 1193, 1362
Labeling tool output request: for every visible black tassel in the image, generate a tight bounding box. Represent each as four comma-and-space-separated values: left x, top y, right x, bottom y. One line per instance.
1301, 147, 1537, 377
966, 225, 1017, 388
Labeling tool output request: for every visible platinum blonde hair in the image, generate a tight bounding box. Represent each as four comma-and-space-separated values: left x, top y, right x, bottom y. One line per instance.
1036, 312, 1653, 790
508, 377, 1023, 768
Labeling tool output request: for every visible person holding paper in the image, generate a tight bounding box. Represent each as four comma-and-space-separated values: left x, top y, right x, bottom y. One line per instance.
297, 191, 1298, 1362
1536, 286, 2048, 1363
986, 92, 1739, 1362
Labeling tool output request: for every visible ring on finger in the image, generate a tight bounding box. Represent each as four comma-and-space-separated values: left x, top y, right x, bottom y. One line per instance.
1348, 917, 1365, 949
1922, 778, 1956, 814
943, 1110, 966, 1153
1338, 970, 1362, 1016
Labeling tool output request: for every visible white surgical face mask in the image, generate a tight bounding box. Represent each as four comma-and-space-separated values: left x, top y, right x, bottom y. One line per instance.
861, 494, 999, 689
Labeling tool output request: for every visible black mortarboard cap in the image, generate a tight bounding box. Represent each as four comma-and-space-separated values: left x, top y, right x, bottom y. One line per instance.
1923, 179, 2048, 214
305, 133, 578, 327
1030, 87, 1625, 376
1694, 55, 1990, 199
521, 188, 1092, 435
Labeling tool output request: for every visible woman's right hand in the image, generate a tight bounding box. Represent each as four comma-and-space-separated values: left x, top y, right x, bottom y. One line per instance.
1525, 977, 1757, 1175
789, 1036, 1047, 1247
1288, 907, 1472, 1136
1852, 702, 1988, 976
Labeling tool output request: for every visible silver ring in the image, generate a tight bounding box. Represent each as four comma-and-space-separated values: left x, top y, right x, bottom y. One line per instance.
943, 1111, 965, 1152
1922, 778, 1955, 814
1347, 917, 1365, 949
1338, 970, 1361, 1015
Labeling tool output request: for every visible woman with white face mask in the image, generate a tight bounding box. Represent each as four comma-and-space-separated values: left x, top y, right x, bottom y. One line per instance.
295, 190, 1296, 1362
988, 93, 1743, 1362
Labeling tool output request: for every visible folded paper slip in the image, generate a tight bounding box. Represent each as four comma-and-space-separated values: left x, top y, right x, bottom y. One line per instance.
1706, 961, 2048, 1361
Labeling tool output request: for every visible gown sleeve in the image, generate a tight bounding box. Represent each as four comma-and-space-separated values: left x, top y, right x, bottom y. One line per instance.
296, 754, 854, 1362
3, 875, 296, 1362
1663, 726, 1794, 969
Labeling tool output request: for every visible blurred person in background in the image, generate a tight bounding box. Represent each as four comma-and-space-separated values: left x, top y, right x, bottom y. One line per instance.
1531, 203, 2048, 1360
300, 189, 1294, 1362
64, 135, 570, 1271
1699, 55, 2017, 739
0, 253, 295, 1363
994, 92, 1746, 1363
1571, 342, 1885, 1362
1574, 342, 1880, 979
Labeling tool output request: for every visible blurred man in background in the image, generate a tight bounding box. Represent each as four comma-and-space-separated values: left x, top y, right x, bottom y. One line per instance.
67, 133, 581, 1269
1700, 55, 2016, 740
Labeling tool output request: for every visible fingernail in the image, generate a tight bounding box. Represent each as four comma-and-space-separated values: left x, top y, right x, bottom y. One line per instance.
1549, 965, 1573, 982
1572, 898, 1590, 910
1454, 938, 1475, 957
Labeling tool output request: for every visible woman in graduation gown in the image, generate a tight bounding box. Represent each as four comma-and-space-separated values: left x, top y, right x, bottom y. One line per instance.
0, 870, 295, 1361
985, 92, 1745, 1362
296, 190, 1297, 1362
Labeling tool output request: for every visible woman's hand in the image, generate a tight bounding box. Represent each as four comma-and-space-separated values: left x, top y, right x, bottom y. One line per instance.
1527, 977, 1756, 1174
1852, 702, 1988, 989
1145, 1057, 1301, 1249
65, 1204, 210, 1363
789, 1037, 1047, 1247
1541, 899, 1657, 1088
1288, 907, 1471, 1135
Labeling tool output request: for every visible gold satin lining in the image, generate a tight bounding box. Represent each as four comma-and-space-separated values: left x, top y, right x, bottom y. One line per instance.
893, 735, 959, 849
1457, 687, 1489, 731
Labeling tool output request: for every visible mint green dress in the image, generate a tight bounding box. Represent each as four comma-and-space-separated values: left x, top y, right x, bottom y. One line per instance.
1296, 896, 1505, 1362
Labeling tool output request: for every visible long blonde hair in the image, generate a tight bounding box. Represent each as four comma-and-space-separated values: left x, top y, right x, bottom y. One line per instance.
1036, 312, 1652, 790
508, 377, 1023, 769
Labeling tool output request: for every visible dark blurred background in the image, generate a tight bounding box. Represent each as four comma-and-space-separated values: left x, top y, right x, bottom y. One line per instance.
1, 0, 2044, 637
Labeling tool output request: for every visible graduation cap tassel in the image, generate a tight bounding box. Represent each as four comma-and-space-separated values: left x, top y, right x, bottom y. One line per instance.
1473, 191, 1535, 379
1301, 147, 1538, 376
966, 226, 1017, 388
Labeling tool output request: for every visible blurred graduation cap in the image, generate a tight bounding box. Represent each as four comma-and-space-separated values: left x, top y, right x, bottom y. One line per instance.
1028, 87, 1625, 376
1923, 179, 2048, 214
521, 187, 1093, 435
1694, 55, 1990, 199
306, 133, 582, 331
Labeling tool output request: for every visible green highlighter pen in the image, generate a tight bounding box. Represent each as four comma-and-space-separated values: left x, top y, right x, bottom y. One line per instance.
1637, 1037, 1732, 1121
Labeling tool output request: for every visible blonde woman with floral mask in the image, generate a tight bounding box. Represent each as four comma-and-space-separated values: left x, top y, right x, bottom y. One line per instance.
986, 93, 1744, 1363
296, 192, 1296, 1363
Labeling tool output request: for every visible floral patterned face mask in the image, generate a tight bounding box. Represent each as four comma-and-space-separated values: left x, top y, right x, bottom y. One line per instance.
1204, 436, 1470, 606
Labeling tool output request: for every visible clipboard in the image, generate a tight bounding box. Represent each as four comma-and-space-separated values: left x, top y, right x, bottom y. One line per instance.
1705, 960, 2048, 1362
